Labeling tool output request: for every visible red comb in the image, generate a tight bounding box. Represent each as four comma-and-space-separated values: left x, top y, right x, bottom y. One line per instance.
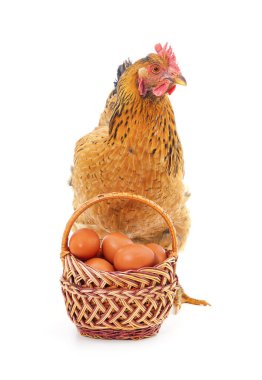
155, 43, 181, 75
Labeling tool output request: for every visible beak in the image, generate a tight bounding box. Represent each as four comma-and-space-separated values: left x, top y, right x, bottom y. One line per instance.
174, 74, 187, 86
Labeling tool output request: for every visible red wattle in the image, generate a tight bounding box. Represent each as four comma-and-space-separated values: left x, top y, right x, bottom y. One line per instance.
152, 80, 170, 97
168, 85, 176, 95
138, 77, 147, 97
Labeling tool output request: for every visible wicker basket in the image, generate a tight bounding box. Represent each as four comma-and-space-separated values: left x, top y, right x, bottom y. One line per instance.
60, 192, 180, 340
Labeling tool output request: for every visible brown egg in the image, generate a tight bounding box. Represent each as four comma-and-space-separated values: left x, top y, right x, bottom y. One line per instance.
146, 243, 167, 265
102, 232, 133, 263
69, 228, 100, 261
85, 258, 114, 272
114, 244, 155, 271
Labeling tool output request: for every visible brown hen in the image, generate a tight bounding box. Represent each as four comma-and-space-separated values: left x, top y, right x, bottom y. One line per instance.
71, 44, 190, 249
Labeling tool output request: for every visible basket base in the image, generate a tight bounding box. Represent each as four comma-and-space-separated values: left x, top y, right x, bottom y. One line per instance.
78, 325, 161, 340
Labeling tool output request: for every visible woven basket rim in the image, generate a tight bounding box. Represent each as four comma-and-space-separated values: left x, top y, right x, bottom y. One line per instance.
61, 252, 177, 282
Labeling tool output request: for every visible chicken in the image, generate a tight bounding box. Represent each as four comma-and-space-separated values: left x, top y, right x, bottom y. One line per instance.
72, 43, 189, 247
71, 43, 209, 308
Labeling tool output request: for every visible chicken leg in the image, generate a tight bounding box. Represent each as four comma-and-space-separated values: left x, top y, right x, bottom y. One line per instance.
174, 285, 210, 313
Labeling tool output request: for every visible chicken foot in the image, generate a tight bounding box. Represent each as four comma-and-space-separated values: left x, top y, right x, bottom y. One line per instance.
174, 285, 211, 313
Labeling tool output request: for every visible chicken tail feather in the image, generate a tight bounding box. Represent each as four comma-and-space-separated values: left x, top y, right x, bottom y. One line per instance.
113, 59, 132, 93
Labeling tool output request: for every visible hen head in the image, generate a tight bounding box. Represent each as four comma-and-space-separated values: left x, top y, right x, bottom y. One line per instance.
137, 43, 186, 98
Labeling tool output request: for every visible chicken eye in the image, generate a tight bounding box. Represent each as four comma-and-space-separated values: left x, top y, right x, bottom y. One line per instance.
151, 65, 161, 74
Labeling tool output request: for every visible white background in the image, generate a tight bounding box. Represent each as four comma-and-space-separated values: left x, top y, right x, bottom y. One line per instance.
1, 0, 262, 379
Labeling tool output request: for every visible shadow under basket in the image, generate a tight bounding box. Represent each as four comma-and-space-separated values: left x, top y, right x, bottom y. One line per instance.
60, 192, 179, 340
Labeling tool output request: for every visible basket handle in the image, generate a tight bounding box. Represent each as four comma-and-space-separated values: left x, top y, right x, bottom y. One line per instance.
61, 192, 178, 259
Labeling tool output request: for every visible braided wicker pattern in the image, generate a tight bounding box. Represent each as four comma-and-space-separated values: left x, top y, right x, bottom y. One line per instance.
60, 192, 179, 340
